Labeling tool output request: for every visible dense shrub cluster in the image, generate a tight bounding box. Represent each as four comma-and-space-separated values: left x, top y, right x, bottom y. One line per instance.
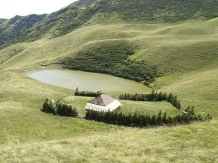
61, 41, 160, 84
93, 0, 218, 22
119, 91, 181, 109
85, 106, 212, 127
56, 102, 78, 117
0, 15, 47, 47
41, 99, 55, 114
75, 88, 102, 97
41, 99, 78, 117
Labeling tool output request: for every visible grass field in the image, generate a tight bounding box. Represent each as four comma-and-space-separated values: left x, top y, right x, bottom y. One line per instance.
63, 96, 181, 116
0, 19, 218, 162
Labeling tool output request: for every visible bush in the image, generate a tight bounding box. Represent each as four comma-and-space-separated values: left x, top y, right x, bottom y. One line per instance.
56, 102, 78, 117
41, 99, 78, 117
41, 99, 55, 114
75, 88, 102, 97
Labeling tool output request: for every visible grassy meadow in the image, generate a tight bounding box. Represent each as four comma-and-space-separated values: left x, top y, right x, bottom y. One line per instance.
0, 20, 218, 162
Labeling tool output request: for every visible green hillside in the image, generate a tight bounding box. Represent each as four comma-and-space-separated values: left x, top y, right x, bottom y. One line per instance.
88, 0, 218, 22
2, 20, 218, 76
0, 19, 7, 24
1, 0, 218, 47
0, 15, 47, 46
0, 0, 218, 162
74, 0, 96, 7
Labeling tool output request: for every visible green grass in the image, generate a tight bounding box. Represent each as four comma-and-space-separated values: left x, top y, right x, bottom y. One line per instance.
62, 96, 181, 116
0, 69, 216, 162
0, 71, 120, 145
153, 68, 218, 118
119, 101, 181, 116
0, 19, 218, 162
0, 121, 217, 162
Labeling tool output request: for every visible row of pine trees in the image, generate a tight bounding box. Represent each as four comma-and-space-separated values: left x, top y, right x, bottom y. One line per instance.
41, 99, 78, 117
85, 106, 212, 127
75, 88, 103, 97
119, 91, 181, 109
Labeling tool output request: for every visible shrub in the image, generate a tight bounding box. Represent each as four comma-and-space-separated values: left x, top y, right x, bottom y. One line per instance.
56, 102, 78, 117
41, 99, 55, 114
41, 99, 78, 117
75, 88, 102, 97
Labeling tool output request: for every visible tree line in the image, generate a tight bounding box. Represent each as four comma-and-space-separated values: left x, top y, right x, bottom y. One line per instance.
41, 99, 78, 117
75, 88, 103, 97
85, 106, 212, 127
119, 91, 181, 109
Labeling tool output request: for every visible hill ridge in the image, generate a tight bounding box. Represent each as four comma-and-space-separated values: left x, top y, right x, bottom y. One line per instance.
1, 0, 218, 47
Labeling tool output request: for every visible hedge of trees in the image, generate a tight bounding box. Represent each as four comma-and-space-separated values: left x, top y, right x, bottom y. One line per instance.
41, 99, 78, 117
119, 91, 181, 109
85, 106, 212, 127
75, 88, 103, 97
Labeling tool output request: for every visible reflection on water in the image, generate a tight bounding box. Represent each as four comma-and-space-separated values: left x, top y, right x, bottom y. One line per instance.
27, 70, 150, 93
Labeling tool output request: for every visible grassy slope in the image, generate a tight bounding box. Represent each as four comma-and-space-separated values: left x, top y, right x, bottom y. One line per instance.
2, 0, 218, 48
1, 20, 218, 72
0, 20, 218, 162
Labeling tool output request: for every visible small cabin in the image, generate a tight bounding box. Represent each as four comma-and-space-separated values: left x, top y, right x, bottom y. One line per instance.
85, 94, 121, 112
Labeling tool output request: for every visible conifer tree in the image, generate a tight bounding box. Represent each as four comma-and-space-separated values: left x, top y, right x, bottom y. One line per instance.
157, 111, 162, 125
162, 112, 167, 124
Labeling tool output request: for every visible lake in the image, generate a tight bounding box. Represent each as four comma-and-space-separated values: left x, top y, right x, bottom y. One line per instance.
27, 70, 151, 94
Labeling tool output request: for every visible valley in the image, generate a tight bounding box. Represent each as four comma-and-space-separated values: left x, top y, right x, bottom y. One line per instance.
0, 0, 218, 162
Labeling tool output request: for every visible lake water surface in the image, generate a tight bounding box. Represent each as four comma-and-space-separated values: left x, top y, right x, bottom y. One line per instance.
27, 70, 150, 93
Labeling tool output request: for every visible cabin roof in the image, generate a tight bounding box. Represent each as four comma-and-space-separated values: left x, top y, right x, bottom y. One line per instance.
88, 94, 116, 106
